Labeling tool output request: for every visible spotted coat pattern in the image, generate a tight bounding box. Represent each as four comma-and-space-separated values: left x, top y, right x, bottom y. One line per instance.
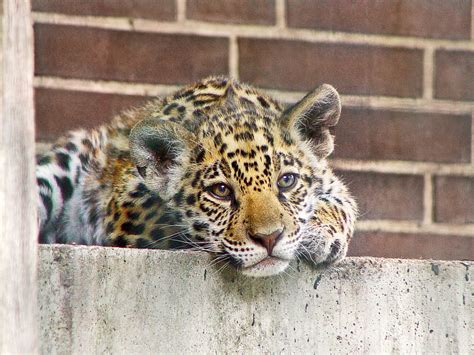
37, 76, 357, 277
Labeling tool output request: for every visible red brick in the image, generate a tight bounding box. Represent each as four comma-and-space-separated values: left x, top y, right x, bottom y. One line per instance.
348, 232, 474, 260
32, 0, 176, 21
238, 38, 423, 97
35, 24, 228, 85
333, 108, 471, 163
187, 0, 275, 25
336, 171, 423, 221
35, 88, 151, 140
435, 50, 474, 102
287, 0, 471, 40
434, 176, 474, 224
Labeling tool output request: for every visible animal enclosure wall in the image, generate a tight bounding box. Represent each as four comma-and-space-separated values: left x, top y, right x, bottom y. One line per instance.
39, 245, 473, 353
32, 0, 474, 260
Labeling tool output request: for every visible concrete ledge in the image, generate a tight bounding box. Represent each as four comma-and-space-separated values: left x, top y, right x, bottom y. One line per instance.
39, 245, 472, 354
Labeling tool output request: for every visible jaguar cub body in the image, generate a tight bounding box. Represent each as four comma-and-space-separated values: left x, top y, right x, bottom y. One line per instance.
37, 76, 357, 277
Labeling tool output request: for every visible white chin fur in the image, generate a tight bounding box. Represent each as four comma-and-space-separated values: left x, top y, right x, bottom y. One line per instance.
241, 257, 290, 277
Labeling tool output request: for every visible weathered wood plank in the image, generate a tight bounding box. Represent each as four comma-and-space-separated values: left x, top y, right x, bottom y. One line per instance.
0, 0, 38, 352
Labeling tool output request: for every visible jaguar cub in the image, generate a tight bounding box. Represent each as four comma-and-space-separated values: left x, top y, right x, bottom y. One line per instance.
37, 76, 357, 277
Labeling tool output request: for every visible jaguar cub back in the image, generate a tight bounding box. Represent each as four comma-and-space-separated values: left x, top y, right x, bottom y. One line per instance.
37, 76, 356, 277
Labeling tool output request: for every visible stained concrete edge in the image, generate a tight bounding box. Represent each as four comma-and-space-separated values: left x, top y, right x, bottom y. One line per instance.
38, 244, 473, 354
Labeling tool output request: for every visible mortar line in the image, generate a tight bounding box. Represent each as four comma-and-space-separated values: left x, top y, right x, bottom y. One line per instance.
176, 0, 186, 22
36, 142, 53, 155
229, 35, 239, 79
472, 0, 474, 40
341, 96, 473, 115
34, 76, 181, 96
268, 89, 474, 115
330, 159, 474, 176
32, 12, 474, 51
422, 174, 434, 225
471, 112, 474, 165
356, 220, 474, 237
275, 0, 286, 29
34, 136, 474, 179
34, 76, 474, 115
422, 47, 434, 100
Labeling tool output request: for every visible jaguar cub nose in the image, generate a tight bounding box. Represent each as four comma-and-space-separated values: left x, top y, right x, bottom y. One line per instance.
249, 229, 283, 255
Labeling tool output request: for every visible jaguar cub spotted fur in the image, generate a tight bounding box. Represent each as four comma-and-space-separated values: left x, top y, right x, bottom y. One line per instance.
37, 76, 357, 277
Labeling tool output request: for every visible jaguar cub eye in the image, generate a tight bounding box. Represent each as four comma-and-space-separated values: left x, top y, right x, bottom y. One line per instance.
277, 173, 297, 190
209, 183, 233, 200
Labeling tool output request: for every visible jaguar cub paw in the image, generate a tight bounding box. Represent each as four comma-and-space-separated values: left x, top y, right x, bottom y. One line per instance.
300, 225, 349, 266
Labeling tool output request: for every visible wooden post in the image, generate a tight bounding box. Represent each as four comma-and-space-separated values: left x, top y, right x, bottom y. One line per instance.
0, 0, 38, 353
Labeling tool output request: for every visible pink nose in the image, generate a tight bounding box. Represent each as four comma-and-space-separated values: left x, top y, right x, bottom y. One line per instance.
249, 229, 283, 255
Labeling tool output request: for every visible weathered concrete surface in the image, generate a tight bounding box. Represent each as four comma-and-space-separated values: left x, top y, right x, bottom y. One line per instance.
39, 245, 473, 354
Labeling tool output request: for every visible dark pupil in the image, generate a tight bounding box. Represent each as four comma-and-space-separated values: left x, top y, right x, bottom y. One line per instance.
282, 175, 293, 185
217, 184, 227, 194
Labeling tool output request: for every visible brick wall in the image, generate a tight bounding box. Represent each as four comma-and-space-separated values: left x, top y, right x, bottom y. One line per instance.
32, 0, 474, 260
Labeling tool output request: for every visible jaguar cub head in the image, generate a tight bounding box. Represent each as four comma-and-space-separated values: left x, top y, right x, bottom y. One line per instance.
130, 83, 341, 277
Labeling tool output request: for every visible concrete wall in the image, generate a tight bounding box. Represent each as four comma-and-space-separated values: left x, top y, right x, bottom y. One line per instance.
39, 245, 472, 354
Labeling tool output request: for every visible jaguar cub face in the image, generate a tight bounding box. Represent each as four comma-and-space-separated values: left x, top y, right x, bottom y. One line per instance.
130, 83, 341, 277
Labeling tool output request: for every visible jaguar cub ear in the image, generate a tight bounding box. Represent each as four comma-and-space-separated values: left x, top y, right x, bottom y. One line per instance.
281, 84, 341, 158
130, 118, 194, 196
